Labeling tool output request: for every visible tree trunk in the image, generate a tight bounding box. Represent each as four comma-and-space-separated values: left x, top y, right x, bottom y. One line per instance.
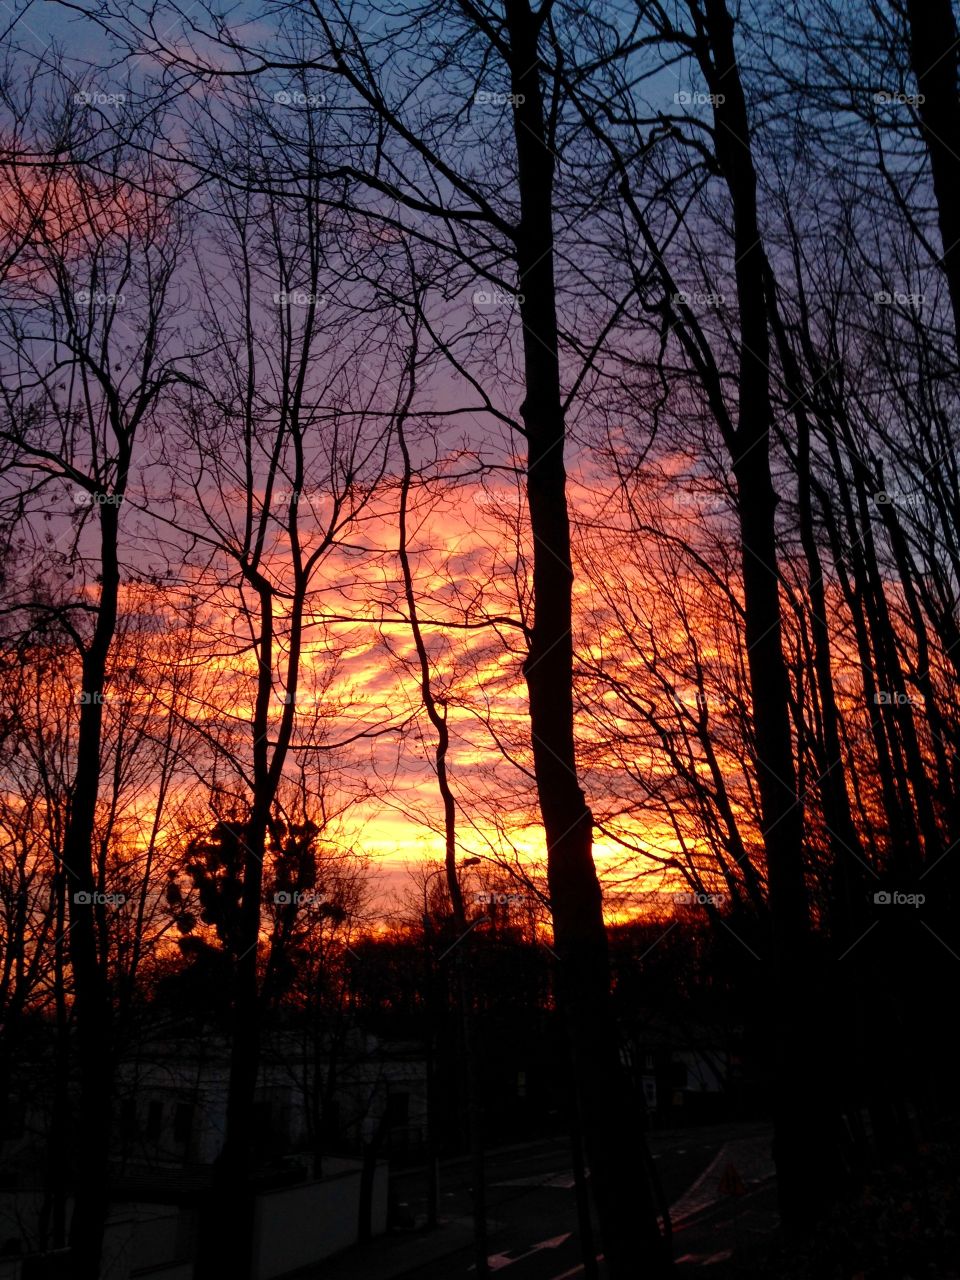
358, 1111, 389, 1243
64, 502, 123, 1279
697, 0, 843, 1223
767, 283, 873, 1166
39, 859, 71, 1253
397, 384, 487, 1271
505, 2, 670, 1273
196, 562, 306, 1278
195, 804, 270, 1280
904, 0, 960, 336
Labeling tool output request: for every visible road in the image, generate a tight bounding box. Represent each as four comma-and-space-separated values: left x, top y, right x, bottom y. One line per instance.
386, 1123, 771, 1280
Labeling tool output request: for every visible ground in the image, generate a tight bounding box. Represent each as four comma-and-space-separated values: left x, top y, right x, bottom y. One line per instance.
287, 1117, 960, 1280
695, 1118, 960, 1280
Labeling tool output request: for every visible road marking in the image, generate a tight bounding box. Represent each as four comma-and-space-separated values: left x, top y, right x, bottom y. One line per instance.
482, 1233, 572, 1271
676, 1251, 734, 1265
670, 1131, 774, 1226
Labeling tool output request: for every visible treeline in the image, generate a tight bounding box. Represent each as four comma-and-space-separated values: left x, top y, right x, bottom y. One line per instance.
1, 0, 959, 1276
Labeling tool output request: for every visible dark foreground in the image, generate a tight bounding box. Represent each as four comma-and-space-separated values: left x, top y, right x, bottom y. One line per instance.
286, 1118, 960, 1280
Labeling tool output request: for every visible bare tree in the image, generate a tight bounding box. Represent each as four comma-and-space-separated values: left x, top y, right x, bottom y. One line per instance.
158, 113, 396, 1276
92, 2, 675, 1267
0, 80, 189, 1277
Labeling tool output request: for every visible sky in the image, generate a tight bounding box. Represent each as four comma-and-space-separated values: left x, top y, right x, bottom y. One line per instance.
0, 0, 779, 930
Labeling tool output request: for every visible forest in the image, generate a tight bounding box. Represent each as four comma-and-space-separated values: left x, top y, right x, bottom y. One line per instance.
1, 1, 958, 1277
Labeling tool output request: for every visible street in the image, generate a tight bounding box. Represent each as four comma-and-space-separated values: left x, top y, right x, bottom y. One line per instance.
376, 1123, 773, 1280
